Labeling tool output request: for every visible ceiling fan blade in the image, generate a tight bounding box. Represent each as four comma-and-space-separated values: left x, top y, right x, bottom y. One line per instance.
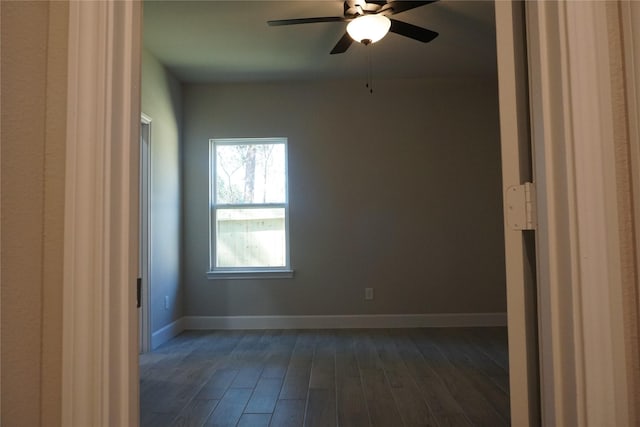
330, 32, 354, 54
385, 1, 438, 15
389, 19, 438, 43
268, 16, 347, 26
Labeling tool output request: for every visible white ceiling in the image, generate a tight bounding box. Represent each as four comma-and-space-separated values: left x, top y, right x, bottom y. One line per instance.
143, 0, 497, 83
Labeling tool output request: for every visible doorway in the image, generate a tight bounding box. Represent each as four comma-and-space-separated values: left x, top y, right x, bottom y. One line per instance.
59, 1, 640, 426
145, 0, 538, 425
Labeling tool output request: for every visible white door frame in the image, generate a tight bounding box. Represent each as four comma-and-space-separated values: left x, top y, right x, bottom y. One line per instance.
139, 114, 152, 354
61, 0, 141, 425
526, 1, 635, 426
494, 2, 538, 425
61, 1, 637, 426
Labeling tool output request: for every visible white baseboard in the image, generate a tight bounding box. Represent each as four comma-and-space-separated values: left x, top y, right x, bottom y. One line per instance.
149, 314, 506, 348
183, 313, 507, 330
151, 318, 185, 349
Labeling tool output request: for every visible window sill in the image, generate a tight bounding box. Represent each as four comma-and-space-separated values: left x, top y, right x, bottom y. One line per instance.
206, 269, 295, 280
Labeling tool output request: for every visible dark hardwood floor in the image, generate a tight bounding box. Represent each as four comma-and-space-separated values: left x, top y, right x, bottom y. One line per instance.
140, 328, 510, 427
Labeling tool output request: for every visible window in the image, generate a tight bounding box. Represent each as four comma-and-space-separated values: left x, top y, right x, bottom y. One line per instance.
208, 138, 292, 278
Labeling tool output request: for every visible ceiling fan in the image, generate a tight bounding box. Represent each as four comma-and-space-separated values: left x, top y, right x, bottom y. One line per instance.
268, 0, 439, 55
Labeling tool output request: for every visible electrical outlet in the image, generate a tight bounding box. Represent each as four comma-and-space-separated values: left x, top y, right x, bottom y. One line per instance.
365, 288, 374, 300
164, 295, 169, 310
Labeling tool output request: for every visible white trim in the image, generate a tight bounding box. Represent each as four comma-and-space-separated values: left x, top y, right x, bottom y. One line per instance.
183, 313, 507, 330
207, 269, 294, 280
564, 3, 625, 425
151, 314, 505, 347
526, 3, 573, 424
527, 1, 633, 426
141, 112, 152, 125
494, 2, 539, 426
151, 318, 185, 349
62, 1, 141, 426
209, 137, 290, 272
139, 114, 152, 354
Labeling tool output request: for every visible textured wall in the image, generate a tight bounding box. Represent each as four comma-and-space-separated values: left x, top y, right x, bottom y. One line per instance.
1, 1, 68, 426
182, 78, 506, 317
141, 50, 184, 334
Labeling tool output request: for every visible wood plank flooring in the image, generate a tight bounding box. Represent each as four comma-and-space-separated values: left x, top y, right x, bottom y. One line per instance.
140, 328, 510, 427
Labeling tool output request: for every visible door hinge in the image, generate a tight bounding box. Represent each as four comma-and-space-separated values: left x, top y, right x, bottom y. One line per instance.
137, 277, 142, 308
506, 182, 537, 230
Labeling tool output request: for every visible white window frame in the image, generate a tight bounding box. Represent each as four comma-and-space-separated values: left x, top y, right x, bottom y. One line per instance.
207, 137, 293, 279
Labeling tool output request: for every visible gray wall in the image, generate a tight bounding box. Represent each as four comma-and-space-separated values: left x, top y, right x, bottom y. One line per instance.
183, 78, 506, 316
141, 50, 183, 332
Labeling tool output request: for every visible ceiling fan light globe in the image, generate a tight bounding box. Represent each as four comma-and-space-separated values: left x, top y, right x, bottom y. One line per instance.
347, 15, 391, 44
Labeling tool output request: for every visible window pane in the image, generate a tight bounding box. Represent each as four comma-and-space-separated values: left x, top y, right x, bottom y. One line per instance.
215, 143, 286, 204
216, 208, 286, 268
